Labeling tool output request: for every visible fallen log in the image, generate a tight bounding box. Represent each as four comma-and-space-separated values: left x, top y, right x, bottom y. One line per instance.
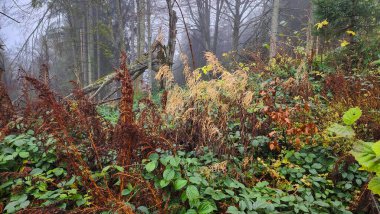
66, 58, 160, 99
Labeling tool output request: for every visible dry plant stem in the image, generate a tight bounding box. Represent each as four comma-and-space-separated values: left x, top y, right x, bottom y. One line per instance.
115, 52, 135, 198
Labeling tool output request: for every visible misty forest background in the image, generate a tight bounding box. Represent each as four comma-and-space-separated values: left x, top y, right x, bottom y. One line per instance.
2, 0, 319, 97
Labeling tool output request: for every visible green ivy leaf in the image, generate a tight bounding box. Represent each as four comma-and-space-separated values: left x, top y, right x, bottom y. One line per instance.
314, 200, 330, 207
137, 206, 150, 214
189, 176, 202, 184
312, 163, 323, 169
122, 189, 132, 196
30, 168, 44, 176
163, 168, 175, 181
186, 185, 200, 201
169, 156, 181, 167
198, 201, 216, 214
18, 151, 30, 158
145, 161, 157, 172
226, 206, 241, 214
149, 153, 159, 161
185, 209, 197, 214
160, 179, 170, 188
368, 177, 380, 195
19, 200, 30, 209
174, 179, 188, 190
342, 107, 362, 125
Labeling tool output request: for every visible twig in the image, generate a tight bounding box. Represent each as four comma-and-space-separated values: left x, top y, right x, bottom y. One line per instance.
0, 11, 20, 23
10, 5, 51, 66
174, 0, 195, 69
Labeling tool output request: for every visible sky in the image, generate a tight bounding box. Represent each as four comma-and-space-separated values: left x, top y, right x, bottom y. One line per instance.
0, 0, 45, 52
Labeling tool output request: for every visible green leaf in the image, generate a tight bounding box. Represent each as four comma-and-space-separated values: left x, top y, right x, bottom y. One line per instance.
16, 194, 28, 203
211, 190, 228, 201
76, 198, 86, 207
19, 200, 30, 209
312, 163, 322, 169
14, 140, 26, 146
122, 189, 132, 196
372, 141, 380, 156
198, 201, 216, 214
368, 177, 380, 195
160, 179, 170, 188
298, 204, 308, 212
352, 141, 380, 173
186, 185, 200, 201
114, 165, 124, 172
185, 209, 197, 214
314, 200, 329, 207
4, 155, 14, 161
252, 198, 268, 210
137, 206, 150, 214
189, 176, 202, 184
327, 123, 355, 138
18, 151, 30, 158
163, 168, 175, 181
174, 179, 188, 190
52, 168, 64, 176
239, 200, 247, 211
145, 161, 157, 172
342, 107, 362, 125
30, 168, 44, 175
149, 153, 159, 161
65, 176, 76, 186
4, 201, 18, 213
225, 189, 235, 196
169, 156, 181, 167
226, 206, 242, 214
281, 195, 295, 202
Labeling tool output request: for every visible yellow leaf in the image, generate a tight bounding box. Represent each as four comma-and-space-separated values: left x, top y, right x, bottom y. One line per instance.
346, 30, 356, 36
321, 19, 329, 26
315, 19, 329, 30
340, 40, 350, 47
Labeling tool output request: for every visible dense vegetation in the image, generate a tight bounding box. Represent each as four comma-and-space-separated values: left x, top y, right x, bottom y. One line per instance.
0, 0, 380, 213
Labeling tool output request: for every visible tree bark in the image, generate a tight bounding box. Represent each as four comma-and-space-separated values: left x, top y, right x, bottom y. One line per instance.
269, 0, 280, 58
147, 0, 154, 90
88, 3, 94, 84
117, 0, 126, 54
0, 46, 15, 128
212, 0, 224, 53
136, 0, 146, 57
66, 57, 161, 99
166, 0, 178, 67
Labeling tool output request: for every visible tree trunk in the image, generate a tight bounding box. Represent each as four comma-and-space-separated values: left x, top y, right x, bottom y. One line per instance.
96, 6, 101, 89
87, 3, 95, 84
82, 3, 89, 86
269, 0, 280, 58
136, 0, 146, 57
0, 47, 15, 128
232, 0, 241, 51
147, 0, 154, 91
212, 0, 224, 53
66, 3, 82, 84
166, 0, 178, 67
117, 0, 126, 54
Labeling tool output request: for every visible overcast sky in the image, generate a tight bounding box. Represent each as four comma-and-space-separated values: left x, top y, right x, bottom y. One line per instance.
1, 0, 45, 52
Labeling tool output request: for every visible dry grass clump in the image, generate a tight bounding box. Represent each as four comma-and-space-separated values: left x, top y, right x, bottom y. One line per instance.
160, 52, 255, 152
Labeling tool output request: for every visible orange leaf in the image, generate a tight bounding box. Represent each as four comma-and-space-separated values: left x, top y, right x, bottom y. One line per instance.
269, 131, 276, 137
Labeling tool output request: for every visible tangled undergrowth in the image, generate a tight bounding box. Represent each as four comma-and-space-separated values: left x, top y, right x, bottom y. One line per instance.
0, 51, 379, 213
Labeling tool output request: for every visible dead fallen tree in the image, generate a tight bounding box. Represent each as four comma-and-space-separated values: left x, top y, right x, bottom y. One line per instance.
66, 58, 161, 99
